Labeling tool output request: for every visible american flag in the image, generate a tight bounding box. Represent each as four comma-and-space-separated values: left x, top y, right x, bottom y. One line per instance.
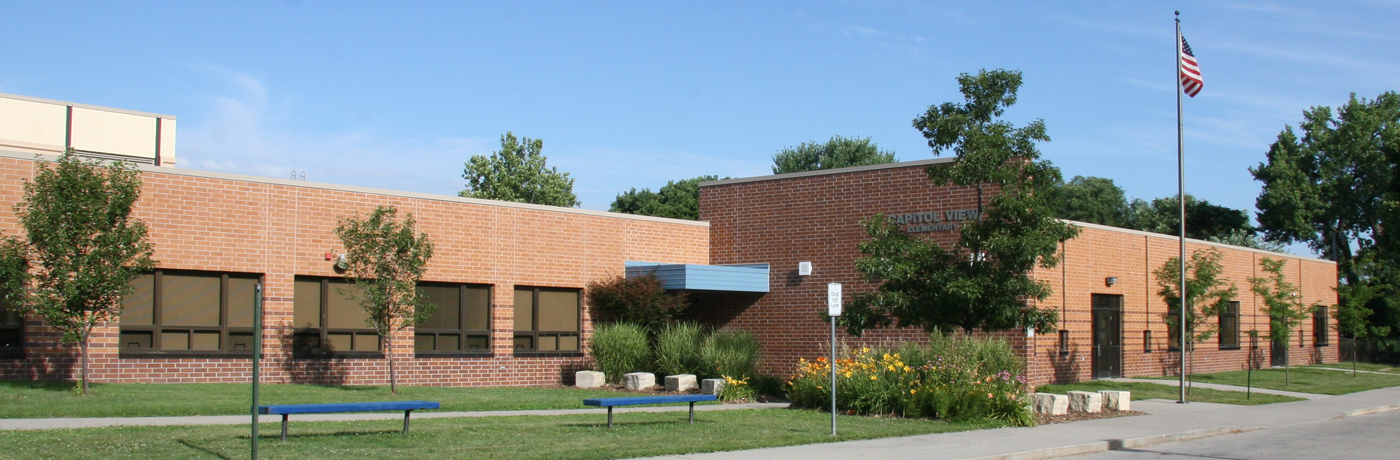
1179, 35, 1202, 97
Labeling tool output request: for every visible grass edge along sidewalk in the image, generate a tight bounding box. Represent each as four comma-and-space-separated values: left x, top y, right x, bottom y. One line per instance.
1144, 366, 1400, 395
0, 408, 1000, 460
0, 382, 714, 419
1037, 381, 1304, 405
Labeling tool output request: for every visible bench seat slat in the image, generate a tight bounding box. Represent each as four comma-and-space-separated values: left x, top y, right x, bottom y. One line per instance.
259, 401, 440, 415
582, 395, 717, 407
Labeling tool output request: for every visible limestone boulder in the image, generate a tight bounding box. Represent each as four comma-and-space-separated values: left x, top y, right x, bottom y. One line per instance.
701, 378, 725, 395
1031, 393, 1068, 415
574, 370, 606, 389
1099, 390, 1131, 411
1067, 390, 1103, 413
666, 374, 698, 392
624, 372, 656, 391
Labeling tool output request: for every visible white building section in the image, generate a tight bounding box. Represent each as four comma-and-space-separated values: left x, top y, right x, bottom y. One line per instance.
0, 92, 176, 166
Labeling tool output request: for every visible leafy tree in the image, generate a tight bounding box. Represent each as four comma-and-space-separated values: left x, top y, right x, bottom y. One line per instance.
1124, 195, 1252, 241
1205, 228, 1288, 253
585, 273, 688, 332
0, 234, 26, 308
460, 132, 579, 207
610, 175, 720, 220
1249, 257, 1313, 384
843, 69, 1079, 335
1251, 92, 1399, 340
334, 206, 435, 395
771, 135, 896, 174
12, 149, 156, 395
1046, 176, 1130, 227
1155, 248, 1238, 379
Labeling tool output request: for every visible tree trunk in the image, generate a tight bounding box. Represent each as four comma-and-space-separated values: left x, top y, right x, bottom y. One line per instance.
386, 335, 397, 395
80, 329, 91, 396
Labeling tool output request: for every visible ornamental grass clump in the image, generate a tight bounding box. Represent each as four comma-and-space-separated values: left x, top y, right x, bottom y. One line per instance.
654, 322, 705, 376
700, 329, 762, 380
590, 323, 650, 384
786, 334, 1034, 426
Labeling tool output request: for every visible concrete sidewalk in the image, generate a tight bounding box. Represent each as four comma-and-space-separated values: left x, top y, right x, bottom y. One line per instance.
0, 402, 789, 431
641, 385, 1400, 460
1105, 377, 1329, 400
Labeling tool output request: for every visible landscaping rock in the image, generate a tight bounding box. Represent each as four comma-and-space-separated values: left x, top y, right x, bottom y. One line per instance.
1099, 390, 1131, 411
1031, 393, 1068, 415
575, 371, 605, 389
1067, 391, 1103, 413
624, 372, 656, 391
701, 378, 725, 395
666, 374, 698, 392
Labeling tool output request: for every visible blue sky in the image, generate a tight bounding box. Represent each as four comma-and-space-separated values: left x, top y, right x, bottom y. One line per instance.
4, 2, 1397, 233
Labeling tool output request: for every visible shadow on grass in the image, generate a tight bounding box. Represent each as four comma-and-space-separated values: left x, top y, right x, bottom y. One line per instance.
0, 380, 79, 393
562, 420, 716, 429
176, 439, 233, 459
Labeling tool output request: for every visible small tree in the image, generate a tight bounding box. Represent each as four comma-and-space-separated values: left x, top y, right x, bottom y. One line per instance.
460, 132, 579, 207
1249, 257, 1311, 384
771, 135, 896, 174
0, 234, 27, 308
609, 175, 720, 221
13, 150, 156, 395
334, 206, 435, 395
1155, 248, 1238, 383
585, 273, 688, 332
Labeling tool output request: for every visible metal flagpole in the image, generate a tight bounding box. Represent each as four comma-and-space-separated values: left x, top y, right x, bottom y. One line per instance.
1175, 11, 1189, 405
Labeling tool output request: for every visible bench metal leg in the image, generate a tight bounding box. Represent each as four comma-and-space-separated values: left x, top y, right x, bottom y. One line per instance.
607, 406, 614, 428
689, 402, 696, 425
281, 414, 288, 441
403, 410, 412, 435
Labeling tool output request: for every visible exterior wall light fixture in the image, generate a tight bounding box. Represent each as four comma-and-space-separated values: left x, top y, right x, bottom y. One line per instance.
1105, 276, 1118, 287
798, 261, 812, 276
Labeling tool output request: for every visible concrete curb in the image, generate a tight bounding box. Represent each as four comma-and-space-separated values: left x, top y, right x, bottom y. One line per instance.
1330, 404, 1400, 420
962, 426, 1263, 460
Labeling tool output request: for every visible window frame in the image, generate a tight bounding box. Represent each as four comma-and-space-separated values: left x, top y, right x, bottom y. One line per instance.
512, 286, 582, 357
118, 269, 263, 359
413, 282, 493, 357
0, 300, 23, 360
1218, 301, 1241, 350
292, 276, 384, 359
1313, 306, 1330, 347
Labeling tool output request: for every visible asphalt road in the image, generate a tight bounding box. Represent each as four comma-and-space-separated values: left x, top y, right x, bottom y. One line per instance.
1069, 409, 1400, 460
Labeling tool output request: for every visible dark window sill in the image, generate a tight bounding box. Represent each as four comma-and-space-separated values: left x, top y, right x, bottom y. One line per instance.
292, 351, 385, 360
512, 351, 584, 358
1219, 345, 1242, 351
120, 351, 256, 359
413, 351, 494, 358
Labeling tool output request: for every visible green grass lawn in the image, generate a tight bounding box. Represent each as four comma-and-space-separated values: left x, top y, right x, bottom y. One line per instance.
1306, 362, 1400, 374
1147, 367, 1400, 395
0, 381, 716, 419
0, 408, 994, 460
1037, 381, 1303, 406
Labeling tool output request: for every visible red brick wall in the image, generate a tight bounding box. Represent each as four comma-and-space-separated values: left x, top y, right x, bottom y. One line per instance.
0, 154, 709, 386
699, 160, 1339, 385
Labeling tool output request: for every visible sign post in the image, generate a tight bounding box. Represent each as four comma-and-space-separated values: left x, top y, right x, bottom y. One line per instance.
251, 282, 262, 459
827, 282, 842, 437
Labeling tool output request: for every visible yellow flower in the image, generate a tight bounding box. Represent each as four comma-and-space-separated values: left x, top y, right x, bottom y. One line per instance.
870, 375, 878, 381
887, 365, 896, 371
909, 389, 917, 395
844, 372, 853, 378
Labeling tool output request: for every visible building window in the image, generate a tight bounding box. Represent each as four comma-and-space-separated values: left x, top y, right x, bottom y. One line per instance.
293, 276, 380, 357
1313, 306, 1330, 347
1143, 330, 1152, 353
0, 300, 22, 359
513, 287, 580, 354
414, 283, 491, 354
1167, 309, 1181, 352
1219, 301, 1240, 350
118, 270, 261, 356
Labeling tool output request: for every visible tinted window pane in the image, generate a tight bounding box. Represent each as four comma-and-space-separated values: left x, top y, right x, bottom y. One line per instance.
419, 285, 460, 330
414, 334, 436, 352
121, 274, 155, 325
328, 281, 370, 329
464, 286, 489, 330
465, 335, 488, 350
436, 334, 459, 351
162, 273, 221, 327
192, 331, 220, 351
328, 333, 352, 351
227, 276, 258, 328
538, 335, 557, 351
559, 335, 579, 351
514, 336, 533, 349
538, 290, 579, 332
162, 331, 190, 350
514, 290, 533, 332
353, 333, 380, 352
293, 279, 322, 328
293, 333, 321, 350
120, 331, 152, 349
0, 301, 21, 328
228, 333, 254, 351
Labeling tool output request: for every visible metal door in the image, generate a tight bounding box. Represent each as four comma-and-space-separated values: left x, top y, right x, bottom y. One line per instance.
1271, 316, 1289, 367
1092, 294, 1123, 379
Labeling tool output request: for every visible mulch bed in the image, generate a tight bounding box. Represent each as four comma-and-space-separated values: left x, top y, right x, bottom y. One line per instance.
1036, 408, 1146, 425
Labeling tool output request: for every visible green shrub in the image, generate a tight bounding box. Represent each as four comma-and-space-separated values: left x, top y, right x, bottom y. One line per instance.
654, 322, 705, 376
590, 322, 650, 384
700, 329, 762, 379
787, 334, 1034, 426
717, 375, 757, 402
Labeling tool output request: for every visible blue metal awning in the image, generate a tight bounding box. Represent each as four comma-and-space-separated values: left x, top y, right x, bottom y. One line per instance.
624, 261, 769, 293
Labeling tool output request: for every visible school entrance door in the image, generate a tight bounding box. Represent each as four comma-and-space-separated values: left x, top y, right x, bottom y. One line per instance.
1092, 294, 1123, 379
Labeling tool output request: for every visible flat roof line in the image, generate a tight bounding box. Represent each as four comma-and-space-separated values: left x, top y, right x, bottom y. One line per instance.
0, 92, 177, 120
700, 157, 956, 187
0, 149, 708, 228
1064, 219, 1334, 264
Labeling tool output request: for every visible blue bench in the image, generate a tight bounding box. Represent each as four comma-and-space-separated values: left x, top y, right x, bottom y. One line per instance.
258, 401, 440, 440
582, 394, 717, 427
